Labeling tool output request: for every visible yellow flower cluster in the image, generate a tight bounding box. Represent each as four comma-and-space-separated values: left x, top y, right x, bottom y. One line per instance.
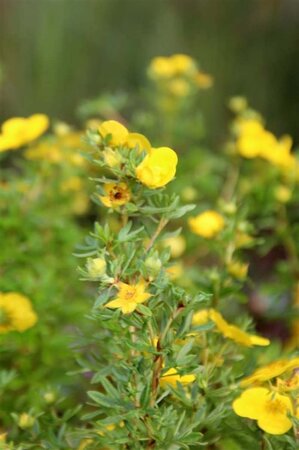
98, 120, 178, 189
148, 54, 213, 97
188, 210, 225, 238
0, 292, 37, 333
192, 308, 269, 347
0, 114, 49, 152
233, 356, 299, 434
105, 279, 151, 314
236, 117, 296, 169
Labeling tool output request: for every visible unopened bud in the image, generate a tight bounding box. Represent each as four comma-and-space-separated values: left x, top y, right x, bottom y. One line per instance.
87, 257, 107, 278
18, 413, 35, 430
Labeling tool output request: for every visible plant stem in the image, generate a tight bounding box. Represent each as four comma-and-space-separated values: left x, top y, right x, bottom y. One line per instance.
145, 217, 168, 252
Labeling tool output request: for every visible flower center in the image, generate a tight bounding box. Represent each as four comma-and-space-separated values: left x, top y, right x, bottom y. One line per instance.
265, 398, 287, 415
124, 288, 136, 301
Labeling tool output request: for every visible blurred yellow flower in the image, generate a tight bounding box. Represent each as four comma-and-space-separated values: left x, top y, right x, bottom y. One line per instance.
192, 308, 269, 347
25, 142, 63, 163
160, 367, 196, 387
0, 292, 37, 333
0, 114, 49, 152
196, 71, 213, 89
232, 387, 294, 435
162, 235, 186, 258
98, 120, 128, 147
60, 176, 83, 193
168, 79, 191, 97
136, 147, 178, 189
274, 185, 292, 203
99, 182, 131, 208
105, 280, 151, 314
188, 210, 225, 239
125, 132, 151, 153
227, 260, 249, 279
240, 357, 299, 387
77, 439, 94, 450
166, 263, 184, 280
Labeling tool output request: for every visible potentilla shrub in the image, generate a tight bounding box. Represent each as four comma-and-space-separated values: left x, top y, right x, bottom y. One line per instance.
73, 119, 299, 450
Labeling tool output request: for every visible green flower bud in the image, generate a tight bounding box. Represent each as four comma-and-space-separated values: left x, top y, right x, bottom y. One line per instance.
87, 257, 107, 278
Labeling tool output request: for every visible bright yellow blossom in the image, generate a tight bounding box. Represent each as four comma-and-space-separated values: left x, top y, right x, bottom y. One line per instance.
240, 357, 299, 387
232, 387, 294, 435
0, 293, 37, 333
105, 280, 152, 314
160, 367, 196, 387
136, 147, 178, 189
0, 114, 49, 152
98, 120, 129, 147
99, 182, 131, 208
192, 308, 269, 347
188, 210, 225, 238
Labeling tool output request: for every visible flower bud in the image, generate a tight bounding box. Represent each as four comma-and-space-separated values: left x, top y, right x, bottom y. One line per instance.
145, 255, 162, 275
43, 391, 56, 404
18, 413, 35, 430
86, 257, 107, 278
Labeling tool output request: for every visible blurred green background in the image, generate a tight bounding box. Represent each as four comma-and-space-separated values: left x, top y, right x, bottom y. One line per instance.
1, 0, 299, 146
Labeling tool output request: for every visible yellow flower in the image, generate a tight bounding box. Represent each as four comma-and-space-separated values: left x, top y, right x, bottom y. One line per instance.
98, 120, 129, 147
136, 147, 178, 189
160, 367, 196, 387
192, 309, 210, 326
148, 54, 197, 79
0, 432, 7, 442
77, 439, 94, 450
0, 114, 49, 152
192, 309, 269, 347
232, 387, 294, 435
274, 185, 292, 203
170, 54, 197, 76
148, 56, 176, 79
209, 309, 269, 347
60, 176, 83, 193
188, 210, 225, 239
162, 235, 186, 258
105, 280, 152, 314
166, 263, 183, 280
25, 142, 63, 163
99, 182, 131, 208
240, 357, 299, 387
0, 292, 37, 333
125, 132, 151, 153
227, 260, 249, 279
235, 231, 254, 248
168, 79, 191, 97
196, 71, 213, 89
262, 135, 296, 170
